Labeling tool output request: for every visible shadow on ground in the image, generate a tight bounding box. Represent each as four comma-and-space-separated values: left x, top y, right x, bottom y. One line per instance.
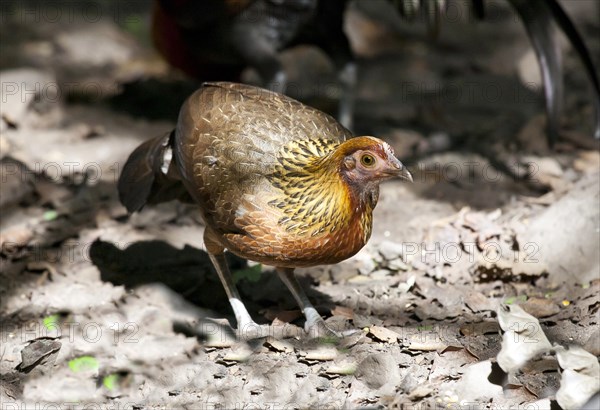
89, 239, 340, 328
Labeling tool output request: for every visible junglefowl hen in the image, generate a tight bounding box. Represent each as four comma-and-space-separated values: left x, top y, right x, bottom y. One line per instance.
118, 82, 412, 337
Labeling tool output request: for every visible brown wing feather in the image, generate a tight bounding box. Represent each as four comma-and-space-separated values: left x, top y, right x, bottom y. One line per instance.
173, 82, 352, 233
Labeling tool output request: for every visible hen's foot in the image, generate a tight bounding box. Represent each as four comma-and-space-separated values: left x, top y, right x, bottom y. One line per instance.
236, 322, 303, 340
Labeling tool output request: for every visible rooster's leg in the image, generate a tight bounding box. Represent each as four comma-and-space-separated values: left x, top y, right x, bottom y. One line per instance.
268, 71, 287, 95
276, 267, 344, 338
251, 57, 287, 94
338, 62, 357, 130
234, 28, 287, 94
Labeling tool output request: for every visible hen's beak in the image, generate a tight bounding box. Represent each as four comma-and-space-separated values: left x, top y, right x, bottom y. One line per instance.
398, 166, 413, 182
386, 157, 413, 182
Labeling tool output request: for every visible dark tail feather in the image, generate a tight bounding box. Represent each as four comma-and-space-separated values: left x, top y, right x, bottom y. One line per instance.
471, 0, 485, 20
509, 0, 600, 142
394, 0, 600, 141
118, 131, 191, 213
545, 0, 600, 139
508, 0, 563, 144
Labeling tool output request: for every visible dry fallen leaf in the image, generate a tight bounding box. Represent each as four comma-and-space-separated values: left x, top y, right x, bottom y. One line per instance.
460, 321, 500, 336
573, 150, 600, 173
404, 328, 450, 351
464, 291, 497, 313
0, 225, 34, 251
521, 297, 561, 318
452, 360, 503, 403
555, 346, 600, 410
331, 305, 355, 320
264, 337, 294, 353
408, 384, 434, 400
367, 326, 400, 343
204, 319, 237, 348
496, 304, 552, 373
219, 343, 253, 364
263, 309, 302, 323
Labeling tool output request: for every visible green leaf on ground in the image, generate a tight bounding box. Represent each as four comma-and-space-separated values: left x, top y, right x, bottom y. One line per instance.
103, 373, 120, 390
43, 314, 61, 330
68, 356, 99, 373
233, 264, 262, 284
43, 210, 58, 221
504, 295, 527, 305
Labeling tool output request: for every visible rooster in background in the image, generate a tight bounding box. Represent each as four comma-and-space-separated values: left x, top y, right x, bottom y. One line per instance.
152, 0, 357, 127
152, 0, 600, 143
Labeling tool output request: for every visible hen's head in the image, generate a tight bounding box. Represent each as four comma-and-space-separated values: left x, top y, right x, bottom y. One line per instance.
334, 136, 412, 185
321, 136, 412, 210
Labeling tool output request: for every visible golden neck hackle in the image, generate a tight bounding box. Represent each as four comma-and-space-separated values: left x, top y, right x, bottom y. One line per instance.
268, 138, 375, 240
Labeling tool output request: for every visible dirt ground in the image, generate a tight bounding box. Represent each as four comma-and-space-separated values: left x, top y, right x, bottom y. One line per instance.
1, 1, 599, 409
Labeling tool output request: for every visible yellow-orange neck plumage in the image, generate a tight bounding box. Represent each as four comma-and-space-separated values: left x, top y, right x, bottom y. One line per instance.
268, 138, 377, 243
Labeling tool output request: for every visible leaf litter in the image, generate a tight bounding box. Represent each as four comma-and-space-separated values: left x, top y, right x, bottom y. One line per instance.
1, 1, 599, 408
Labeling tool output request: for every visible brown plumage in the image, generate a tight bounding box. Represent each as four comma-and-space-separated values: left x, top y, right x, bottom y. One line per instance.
118, 82, 412, 337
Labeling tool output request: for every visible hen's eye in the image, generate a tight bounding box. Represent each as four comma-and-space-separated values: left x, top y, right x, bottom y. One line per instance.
360, 154, 376, 167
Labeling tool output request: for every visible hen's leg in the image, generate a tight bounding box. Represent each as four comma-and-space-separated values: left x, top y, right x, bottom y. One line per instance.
276, 267, 347, 338
204, 230, 257, 334
207, 253, 256, 329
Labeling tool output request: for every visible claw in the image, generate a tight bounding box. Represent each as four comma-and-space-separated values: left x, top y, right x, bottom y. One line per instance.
306, 320, 341, 339
306, 319, 359, 339
235, 321, 265, 340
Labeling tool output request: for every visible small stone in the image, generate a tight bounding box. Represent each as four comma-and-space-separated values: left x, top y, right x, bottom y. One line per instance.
378, 240, 404, 261
370, 269, 391, 280
388, 258, 409, 271
304, 346, 338, 361
17, 339, 62, 373
326, 362, 357, 376
355, 353, 401, 389
348, 275, 373, 283
396, 275, 416, 293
